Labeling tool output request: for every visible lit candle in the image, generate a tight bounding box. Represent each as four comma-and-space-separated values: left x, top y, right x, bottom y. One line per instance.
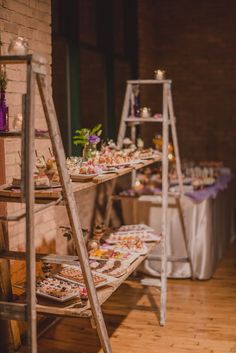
154, 69, 165, 80
140, 107, 151, 118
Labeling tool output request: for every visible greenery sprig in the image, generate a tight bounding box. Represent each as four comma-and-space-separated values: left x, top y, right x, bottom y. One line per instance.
73, 124, 102, 146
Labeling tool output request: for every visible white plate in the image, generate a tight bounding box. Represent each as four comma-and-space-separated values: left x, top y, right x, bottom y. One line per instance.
70, 173, 98, 181
107, 243, 149, 256
129, 159, 142, 165
139, 155, 155, 160
15, 278, 81, 302
36, 289, 80, 302
89, 250, 140, 264
89, 259, 129, 278
106, 162, 131, 168
106, 232, 161, 243
118, 224, 155, 232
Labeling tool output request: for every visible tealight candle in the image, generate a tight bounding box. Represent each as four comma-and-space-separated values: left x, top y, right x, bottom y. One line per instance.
140, 107, 151, 118
154, 69, 166, 80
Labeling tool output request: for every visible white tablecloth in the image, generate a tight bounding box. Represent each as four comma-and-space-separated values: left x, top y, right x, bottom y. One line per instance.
121, 184, 235, 279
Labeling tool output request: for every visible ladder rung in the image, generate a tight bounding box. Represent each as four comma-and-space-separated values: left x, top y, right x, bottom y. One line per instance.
148, 255, 190, 263
0, 301, 27, 321
127, 79, 172, 84
140, 278, 161, 287
0, 196, 63, 222
36, 304, 92, 319
41, 253, 79, 264
0, 250, 79, 264
125, 117, 166, 123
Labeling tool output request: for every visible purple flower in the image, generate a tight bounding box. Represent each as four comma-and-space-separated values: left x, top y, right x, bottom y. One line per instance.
89, 135, 100, 144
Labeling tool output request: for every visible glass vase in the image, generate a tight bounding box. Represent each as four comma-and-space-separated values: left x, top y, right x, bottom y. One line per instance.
0, 91, 9, 132
82, 142, 97, 161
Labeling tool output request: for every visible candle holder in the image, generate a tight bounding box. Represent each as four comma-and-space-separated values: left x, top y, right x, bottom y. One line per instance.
140, 107, 151, 118
154, 69, 166, 80
8, 37, 29, 56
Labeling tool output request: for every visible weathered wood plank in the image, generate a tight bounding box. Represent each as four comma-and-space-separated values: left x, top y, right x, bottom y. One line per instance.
0, 302, 27, 321
36, 73, 112, 353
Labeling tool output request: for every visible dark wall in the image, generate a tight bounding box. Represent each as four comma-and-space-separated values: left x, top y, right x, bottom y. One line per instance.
52, 0, 138, 155
138, 0, 236, 174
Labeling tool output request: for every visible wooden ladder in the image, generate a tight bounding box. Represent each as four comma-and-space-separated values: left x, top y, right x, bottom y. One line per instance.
0, 55, 112, 353
107, 79, 194, 325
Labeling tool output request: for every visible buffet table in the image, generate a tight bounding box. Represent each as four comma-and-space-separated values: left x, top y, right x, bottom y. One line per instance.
121, 176, 235, 279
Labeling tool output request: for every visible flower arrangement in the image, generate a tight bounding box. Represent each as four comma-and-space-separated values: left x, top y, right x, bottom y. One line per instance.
73, 124, 102, 146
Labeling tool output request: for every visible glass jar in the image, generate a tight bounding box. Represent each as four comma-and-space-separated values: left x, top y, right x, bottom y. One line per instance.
82, 142, 97, 161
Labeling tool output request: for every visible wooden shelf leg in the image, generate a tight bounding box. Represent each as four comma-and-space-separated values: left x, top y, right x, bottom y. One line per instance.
37, 73, 112, 353
0, 222, 21, 352
104, 179, 117, 227
160, 82, 169, 326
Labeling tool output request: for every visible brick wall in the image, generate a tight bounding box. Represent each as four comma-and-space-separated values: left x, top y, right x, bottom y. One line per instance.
137, 0, 236, 177
0, 0, 56, 256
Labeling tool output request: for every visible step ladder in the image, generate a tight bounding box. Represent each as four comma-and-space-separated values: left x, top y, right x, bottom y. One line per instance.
106, 79, 194, 325
0, 55, 112, 353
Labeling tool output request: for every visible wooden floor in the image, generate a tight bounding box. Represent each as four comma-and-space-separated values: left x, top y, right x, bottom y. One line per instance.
38, 242, 236, 353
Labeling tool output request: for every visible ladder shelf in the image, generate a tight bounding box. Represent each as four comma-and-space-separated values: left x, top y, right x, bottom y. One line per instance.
110, 78, 193, 326
0, 56, 163, 353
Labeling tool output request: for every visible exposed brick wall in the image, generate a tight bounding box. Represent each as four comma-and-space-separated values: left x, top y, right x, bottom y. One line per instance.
137, 0, 236, 177
0, 0, 56, 255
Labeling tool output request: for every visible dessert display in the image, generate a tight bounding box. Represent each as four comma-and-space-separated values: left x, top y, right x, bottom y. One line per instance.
89, 247, 139, 263
34, 171, 51, 188
56, 264, 115, 288
36, 276, 81, 302
107, 231, 161, 244
118, 223, 154, 232
10, 150, 61, 190
89, 260, 127, 278
111, 236, 148, 254
138, 148, 161, 160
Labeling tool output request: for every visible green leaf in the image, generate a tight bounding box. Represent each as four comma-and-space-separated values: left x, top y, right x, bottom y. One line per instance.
73, 140, 86, 146
91, 124, 102, 134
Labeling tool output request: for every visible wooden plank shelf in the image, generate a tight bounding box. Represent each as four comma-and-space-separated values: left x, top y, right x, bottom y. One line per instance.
0, 158, 162, 204
125, 117, 165, 123
0, 251, 79, 265
18, 242, 159, 319
0, 302, 27, 321
127, 79, 172, 84
0, 130, 50, 139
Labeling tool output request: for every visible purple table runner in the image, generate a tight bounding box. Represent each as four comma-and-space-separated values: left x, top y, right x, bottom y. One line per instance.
185, 175, 232, 203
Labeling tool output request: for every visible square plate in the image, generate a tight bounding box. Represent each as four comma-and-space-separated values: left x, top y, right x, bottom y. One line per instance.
55, 265, 117, 288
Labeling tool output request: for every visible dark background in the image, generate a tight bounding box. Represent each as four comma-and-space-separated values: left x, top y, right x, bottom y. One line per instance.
52, 0, 236, 181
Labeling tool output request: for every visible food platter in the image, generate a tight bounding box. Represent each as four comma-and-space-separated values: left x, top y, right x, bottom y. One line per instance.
106, 231, 161, 243
106, 242, 148, 255
14, 277, 82, 302
89, 248, 140, 264
118, 223, 155, 232
55, 265, 117, 288
89, 259, 128, 278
